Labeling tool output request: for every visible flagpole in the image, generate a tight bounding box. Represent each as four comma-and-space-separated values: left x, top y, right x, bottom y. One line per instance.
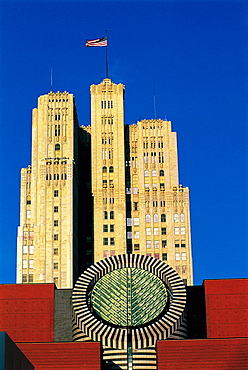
105, 30, 109, 78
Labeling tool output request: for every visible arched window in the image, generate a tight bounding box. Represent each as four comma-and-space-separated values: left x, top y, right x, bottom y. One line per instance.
160, 170, 164, 176
144, 170, 149, 177
152, 170, 156, 177
161, 214, 166, 222
102, 166, 107, 173
110, 211, 114, 219
109, 166, 114, 173
55, 144, 60, 151
154, 214, 159, 222
103, 211, 108, 219
146, 214, 151, 223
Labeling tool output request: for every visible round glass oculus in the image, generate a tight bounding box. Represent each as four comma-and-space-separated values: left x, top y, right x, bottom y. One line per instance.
91, 267, 168, 327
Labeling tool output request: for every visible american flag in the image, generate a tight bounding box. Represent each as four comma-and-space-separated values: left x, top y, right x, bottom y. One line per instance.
85, 36, 107, 47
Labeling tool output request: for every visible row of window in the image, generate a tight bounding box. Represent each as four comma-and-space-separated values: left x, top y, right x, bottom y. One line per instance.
146, 227, 167, 235
23, 260, 33, 269
102, 150, 113, 160
101, 100, 113, 109
103, 211, 114, 219
46, 173, 67, 180
102, 166, 114, 173
103, 237, 115, 245
144, 170, 165, 177
145, 214, 166, 223
103, 198, 115, 204
23, 245, 34, 254
103, 225, 114, 232
103, 180, 114, 188
145, 253, 167, 260
146, 240, 167, 248
103, 250, 116, 258
101, 117, 114, 125
175, 252, 187, 261
22, 274, 33, 283
143, 142, 164, 149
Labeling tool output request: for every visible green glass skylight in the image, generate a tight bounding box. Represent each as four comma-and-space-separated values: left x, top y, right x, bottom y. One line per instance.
91, 267, 168, 327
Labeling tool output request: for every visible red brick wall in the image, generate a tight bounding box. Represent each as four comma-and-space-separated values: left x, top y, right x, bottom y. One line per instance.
17, 342, 102, 370
204, 279, 248, 338
0, 284, 54, 342
157, 338, 248, 369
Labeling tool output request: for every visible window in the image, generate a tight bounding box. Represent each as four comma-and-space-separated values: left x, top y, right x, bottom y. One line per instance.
144, 170, 149, 177
134, 217, 139, 226
162, 253, 167, 261
28, 274, 33, 283
133, 202, 138, 211
54, 206, 58, 212
23, 245, 28, 254
110, 250, 115, 256
127, 231, 132, 239
103, 198, 107, 204
110, 198, 114, 204
160, 183, 165, 190
180, 227, 186, 235
146, 241, 152, 248
110, 211, 114, 219
174, 213, 179, 222
26, 210, 31, 219
102, 166, 107, 173
103, 211, 108, 219
161, 227, 166, 235
109, 180, 114, 188
54, 190, 59, 197
154, 214, 159, 222
55, 124, 60, 134
127, 218, 132, 226
181, 243, 186, 248
27, 199, 31, 205
108, 100, 113, 109
160, 201, 165, 207
54, 263, 58, 270
101, 101, 106, 109
23, 260, 28, 269
55, 144, 60, 151
154, 227, 159, 235
103, 250, 108, 258
110, 225, 114, 232
146, 228, 151, 235
54, 234, 58, 241
146, 214, 151, 223
103, 225, 108, 232
29, 260, 33, 269
182, 265, 187, 273
29, 245, 34, 254
174, 227, 179, 235
175, 253, 180, 261
160, 170, 164, 176
110, 237, 115, 245
154, 240, 159, 248
161, 214, 166, 222
134, 231, 139, 239
153, 201, 158, 207
30, 231, 34, 240
54, 174, 59, 180
176, 266, 181, 274
134, 244, 140, 251
22, 274, 27, 283
55, 115, 60, 121
146, 253, 152, 257
154, 253, 160, 259
152, 170, 157, 177
180, 213, 185, 222
175, 243, 180, 248
54, 248, 58, 255
109, 166, 114, 173
103, 180, 107, 188
182, 252, 187, 260
103, 238, 108, 245
162, 240, 167, 248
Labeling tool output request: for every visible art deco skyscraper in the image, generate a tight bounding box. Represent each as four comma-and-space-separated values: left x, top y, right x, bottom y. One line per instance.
17, 92, 80, 289
90, 79, 193, 285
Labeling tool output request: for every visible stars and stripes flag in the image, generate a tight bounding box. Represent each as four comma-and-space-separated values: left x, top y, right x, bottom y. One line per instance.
85, 36, 107, 47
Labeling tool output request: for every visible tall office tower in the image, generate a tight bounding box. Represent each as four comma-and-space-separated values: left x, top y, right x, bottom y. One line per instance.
16, 92, 80, 289
90, 78, 127, 262
126, 120, 193, 285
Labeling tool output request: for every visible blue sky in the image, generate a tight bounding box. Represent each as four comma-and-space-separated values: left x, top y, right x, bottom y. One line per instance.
0, 0, 247, 285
